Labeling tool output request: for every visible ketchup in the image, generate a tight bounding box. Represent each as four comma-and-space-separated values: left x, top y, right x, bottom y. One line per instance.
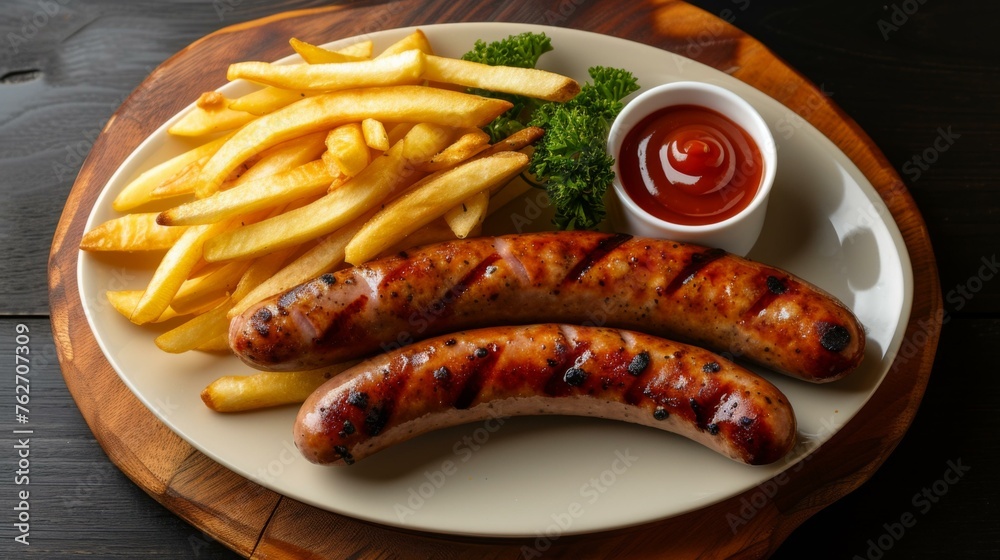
618, 105, 763, 226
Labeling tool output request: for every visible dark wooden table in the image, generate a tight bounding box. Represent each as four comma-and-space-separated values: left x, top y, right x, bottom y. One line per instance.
2, 0, 997, 557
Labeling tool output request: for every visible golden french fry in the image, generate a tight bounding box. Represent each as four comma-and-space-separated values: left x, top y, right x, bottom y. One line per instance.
377, 218, 459, 259
170, 260, 250, 315
197, 86, 512, 193
416, 129, 490, 172
336, 39, 373, 58
346, 151, 529, 264
155, 300, 232, 353
159, 160, 340, 226
361, 118, 390, 151
227, 215, 367, 319
106, 290, 181, 323
423, 55, 580, 102
80, 213, 188, 251
199, 131, 328, 198
129, 220, 238, 325
480, 126, 545, 157
323, 123, 370, 177
156, 244, 296, 353
376, 29, 433, 57
203, 124, 454, 262
487, 174, 534, 216
444, 190, 490, 239
386, 122, 415, 145
289, 38, 366, 64
201, 362, 359, 412
226, 131, 327, 188
195, 334, 231, 353
227, 50, 424, 92
113, 133, 234, 211
168, 92, 257, 137
151, 156, 210, 199
228, 87, 309, 116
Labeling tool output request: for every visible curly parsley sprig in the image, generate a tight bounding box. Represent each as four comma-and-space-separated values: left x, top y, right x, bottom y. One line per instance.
463, 34, 639, 230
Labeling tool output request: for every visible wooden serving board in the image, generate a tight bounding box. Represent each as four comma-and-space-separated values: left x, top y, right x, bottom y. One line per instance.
48, 0, 941, 557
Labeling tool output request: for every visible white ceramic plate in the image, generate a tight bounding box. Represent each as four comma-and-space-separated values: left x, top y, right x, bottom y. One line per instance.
79, 23, 913, 537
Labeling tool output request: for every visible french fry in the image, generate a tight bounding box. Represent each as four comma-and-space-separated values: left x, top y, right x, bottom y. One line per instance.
112, 133, 234, 211
227, 50, 425, 92
199, 131, 328, 198
480, 126, 545, 157
386, 122, 415, 145
196, 335, 231, 353
423, 55, 580, 102
322, 123, 369, 177
168, 92, 257, 137
378, 218, 460, 259
197, 86, 512, 193
128, 219, 239, 325
80, 213, 188, 251
335, 39, 374, 59
289, 38, 366, 64
228, 87, 309, 116
227, 215, 367, 319
361, 118, 390, 151
416, 128, 490, 172
376, 29, 433, 57
159, 159, 341, 226
346, 151, 529, 264
106, 290, 181, 323
155, 244, 296, 353
201, 362, 359, 412
151, 156, 211, 199
170, 260, 250, 315
444, 190, 490, 239
154, 300, 232, 353
203, 124, 454, 262
488, 175, 534, 216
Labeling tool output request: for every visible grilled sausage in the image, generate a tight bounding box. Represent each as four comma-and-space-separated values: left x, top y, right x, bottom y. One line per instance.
294, 324, 797, 466
232, 231, 865, 382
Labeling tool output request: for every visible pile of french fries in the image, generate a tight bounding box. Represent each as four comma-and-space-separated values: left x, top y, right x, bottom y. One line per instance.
80, 30, 578, 412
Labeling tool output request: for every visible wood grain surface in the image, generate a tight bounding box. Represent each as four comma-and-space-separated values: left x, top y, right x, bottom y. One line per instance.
2, 0, 996, 558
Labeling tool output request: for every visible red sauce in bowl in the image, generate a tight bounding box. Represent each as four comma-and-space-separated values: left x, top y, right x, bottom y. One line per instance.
618, 105, 763, 226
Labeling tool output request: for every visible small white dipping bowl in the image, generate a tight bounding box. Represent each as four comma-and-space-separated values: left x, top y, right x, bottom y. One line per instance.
607, 81, 777, 256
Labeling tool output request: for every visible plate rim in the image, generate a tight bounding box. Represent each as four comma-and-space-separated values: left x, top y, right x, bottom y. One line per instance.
74, 21, 916, 537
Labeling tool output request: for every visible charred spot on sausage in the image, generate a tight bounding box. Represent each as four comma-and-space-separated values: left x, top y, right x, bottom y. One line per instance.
347, 390, 369, 410
766, 275, 787, 294
433, 366, 450, 381
702, 361, 721, 373
564, 367, 587, 386
334, 445, 355, 465
365, 406, 389, 436
338, 419, 355, 438
627, 351, 650, 376
320, 273, 336, 286
475, 347, 489, 358
817, 322, 852, 352
706, 423, 720, 435
653, 407, 669, 420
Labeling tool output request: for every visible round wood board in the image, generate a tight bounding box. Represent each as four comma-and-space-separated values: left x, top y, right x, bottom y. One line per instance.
48, 1, 941, 557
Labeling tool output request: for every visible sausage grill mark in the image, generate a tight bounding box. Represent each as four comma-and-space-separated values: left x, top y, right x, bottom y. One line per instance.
561, 233, 633, 285
664, 248, 727, 295
454, 343, 502, 409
